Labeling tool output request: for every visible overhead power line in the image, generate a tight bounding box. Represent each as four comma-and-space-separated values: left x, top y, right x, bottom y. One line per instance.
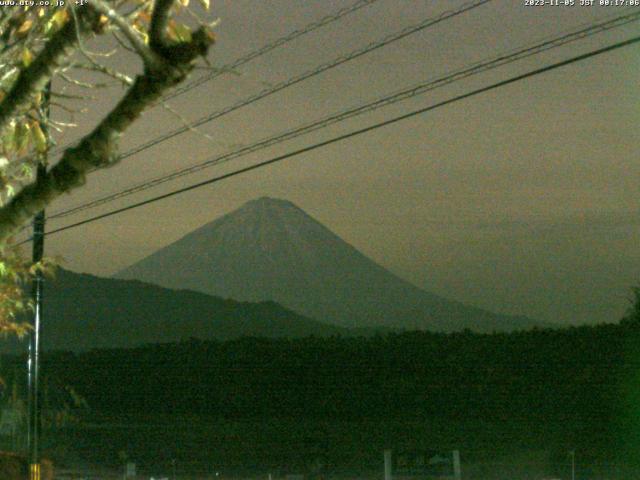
30, 0, 381, 163
91, 0, 492, 161
47, 9, 640, 221
27, 34, 640, 242
165, 0, 381, 101
41, 0, 490, 221
39, 0, 488, 166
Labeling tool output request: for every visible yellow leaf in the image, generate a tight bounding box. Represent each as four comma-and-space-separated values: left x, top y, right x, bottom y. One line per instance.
16, 19, 33, 35
180, 0, 190, 6
137, 11, 152, 23
132, 23, 149, 44
198, 0, 210, 10
22, 48, 33, 67
51, 9, 69, 29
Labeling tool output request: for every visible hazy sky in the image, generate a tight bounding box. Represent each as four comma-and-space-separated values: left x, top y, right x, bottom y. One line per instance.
30, 0, 639, 326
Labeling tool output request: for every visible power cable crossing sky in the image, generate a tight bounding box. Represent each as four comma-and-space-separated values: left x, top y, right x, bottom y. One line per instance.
45, 9, 640, 222
26, 33, 640, 242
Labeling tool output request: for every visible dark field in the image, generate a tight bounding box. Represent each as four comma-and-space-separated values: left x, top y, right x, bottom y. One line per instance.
2, 322, 639, 479
40, 416, 633, 479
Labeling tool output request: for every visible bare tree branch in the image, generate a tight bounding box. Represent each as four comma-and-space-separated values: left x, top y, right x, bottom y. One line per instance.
112, 30, 138, 55
161, 101, 217, 144
89, 0, 158, 68
76, 62, 134, 86
150, 0, 174, 52
51, 91, 97, 101
69, 4, 121, 87
0, 9, 102, 133
59, 73, 114, 89
0, 0, 214, 242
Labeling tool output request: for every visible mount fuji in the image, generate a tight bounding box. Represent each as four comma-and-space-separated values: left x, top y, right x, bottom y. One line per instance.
116, 197, 540, 332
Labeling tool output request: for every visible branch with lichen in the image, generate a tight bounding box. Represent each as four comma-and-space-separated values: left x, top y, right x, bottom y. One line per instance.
0, 0, 214, 243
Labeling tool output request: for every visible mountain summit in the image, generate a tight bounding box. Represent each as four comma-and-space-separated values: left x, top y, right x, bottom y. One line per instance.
116, 197, 538, 332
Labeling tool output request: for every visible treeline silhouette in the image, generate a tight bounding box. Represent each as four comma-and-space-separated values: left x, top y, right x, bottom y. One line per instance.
38, 323, 635, 421
2, 321, 639, 472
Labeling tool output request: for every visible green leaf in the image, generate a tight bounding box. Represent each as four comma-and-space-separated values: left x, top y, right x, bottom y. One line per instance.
18, 163, 33, 181
16, 122, 31, 153
0, 69, 19, 92
174, 23, 192, 42
32, 122, 47, 153
2, 122, 16, 154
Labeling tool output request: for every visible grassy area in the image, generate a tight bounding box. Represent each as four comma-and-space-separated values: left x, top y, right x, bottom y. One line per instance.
35, 415, 615, 477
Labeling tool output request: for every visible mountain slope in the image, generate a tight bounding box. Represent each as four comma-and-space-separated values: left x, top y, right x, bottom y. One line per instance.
116, 197, 539, 332
2, 269, 345, 352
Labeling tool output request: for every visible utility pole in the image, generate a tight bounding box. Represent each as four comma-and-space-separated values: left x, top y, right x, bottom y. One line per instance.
27, 81, 50, 480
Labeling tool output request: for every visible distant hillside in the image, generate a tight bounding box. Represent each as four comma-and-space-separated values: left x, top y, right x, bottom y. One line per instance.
1, 269, 346, 352
117, 197, 542, 332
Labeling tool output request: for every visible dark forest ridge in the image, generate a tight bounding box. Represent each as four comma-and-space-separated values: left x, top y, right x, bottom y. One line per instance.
117, 197, 544, 332
0, 269, 346, 353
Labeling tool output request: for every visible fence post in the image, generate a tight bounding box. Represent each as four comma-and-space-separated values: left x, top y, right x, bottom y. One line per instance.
384, 450, 392, 480
452, 450, 461, 480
